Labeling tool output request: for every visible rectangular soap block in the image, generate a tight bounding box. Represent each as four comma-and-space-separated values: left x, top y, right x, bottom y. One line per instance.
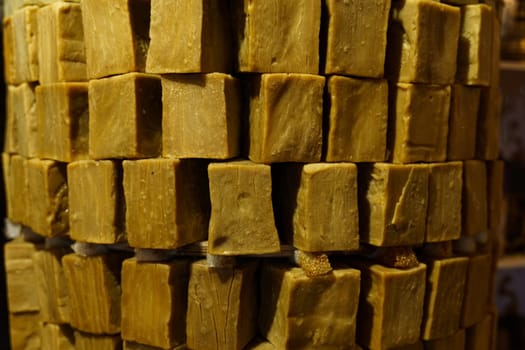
89, 73, 161, 159
390, 83, 451, 163
36, 82, 89, 162
359, 163, 429, 247
147, 0, 231, 73
259, 263, 361, 349
208, 161, 280, 255
476, 86, 501, 160
37, 2, 86, 84
123, 158, 210, 249
3, 16, 17, 85
8, 155, 29, 225
74, 332, 122, 350
162, 73, 240, 159
462, 254, 491, 328
322, 0, 390, 78
187, 260, 257, 350
13, 83, 38, 159
248, 73, 324, 163
13, 6, 39, 83
325, 76, 388, 162
40, 323, 75, 350
81, 0, 149, 79
462, 160, 488, 236
424, 330, 466, 350
68, 160, 125, 244
273, 163, 359, 252
487, 160, 504, 232
234, 0, 320, 73
9, 312, 41, 350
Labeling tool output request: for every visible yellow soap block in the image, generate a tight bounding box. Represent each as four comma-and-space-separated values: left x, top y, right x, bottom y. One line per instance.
75, 331, 122, 350
325, 76, 388, 162
476, 85, 501, 161
89, 73, 161, 159
3, 15, 18, 85
121, 258, 188, 349
465, 314, 493, 350
259, 263, 361, 349
248, 73, 324, 163
162, 73, 240, 159
462, 254, 491, 328
425, 330, 466, 350
68, 160, 125, 244
12, 83, 38, 159
487, 160, 504, 232
9, 312, 41, 350
40, 323, 74, 350
12, 6, 39, 83
36, 82, 89, 162
462, 160, 487, 236
123, 158, 210, 249
8, 155, 29, 225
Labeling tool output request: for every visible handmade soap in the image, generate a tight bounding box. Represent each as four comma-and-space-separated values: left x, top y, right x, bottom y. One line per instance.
81, 0, 149, 79
208, 161, 280, 255
13, 83, 37, 159
476, 86, 501, 160
248, 73, 324, 163
75, 332, 122, 350
3, 15, 17, 84
89, 73, 161, 159
387, 0, 460, 84
36, 82, 89, 162
40, 323, 75, 350
465, 314, 492, 350
13, 6, 39, 83
273, 163, 359, 252
325, 76, 388, 162
9, 312, 41, 350
123, 158, 210, 249
355, 262, 426, 350
162, 73, 240, 159
462, 160, 487, 236
37, 2, 86, 84
234, 0, 320, 73
487, 160, 504, 232
426, 162, 463, 242
390, 83, 451, 163
9, 154, 29, 225
425, 330, 466, 350
186, 260, 257, 350
359, 163, 429, 246
259, 263, 361, 349
68, 160, 124, 244
462, 254, 491, 327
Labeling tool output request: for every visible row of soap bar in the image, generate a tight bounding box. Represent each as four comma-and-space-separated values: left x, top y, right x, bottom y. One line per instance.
2, 154, 504, 250
4, 73, 501, 164
3, 0, 498, 85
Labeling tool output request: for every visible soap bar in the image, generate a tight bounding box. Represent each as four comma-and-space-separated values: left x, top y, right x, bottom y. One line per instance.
259, 263, 361, 349
75, 332, 122, 350
234, 0, 320, 73
13, 6, 39, 83
462, 160, 487, 236
89, 73, 161, 159
476, 86, 501, 160
3, 15, 18, 85
68, 160, 125, 244
355, 262, 426, 350
322, 0, 390, 78
147, 0, 231, 73
426, 162, 463, 242
26, 158, 68, 237
273, 162, 359, 252
62, 253, 129, 334
40, 323, 75, 350
9, 312, 41, 350
37, 2, 86, 84
487, 160, 504, 232
456, 4, 493, 86
162, 73, 240, 159
36, 82, 89, 162
390, 83, 451, 163
186, 260, 257, 350
208, 161, 280, 255
447, 85, 481, 161
465, 314, 492, 350
248, 73, 324, 163
421, 257, 469, 340
325, 76, 388, 162
462, 254, 491, 328
81, 0, 149, 79
121, 258, 188, 349
13, 83, 38, 159
387, 0, 460, 85
425, 330, 466, 350
123, 158, 210, 249
8, 155, 29, 225
359, 163, 429, 247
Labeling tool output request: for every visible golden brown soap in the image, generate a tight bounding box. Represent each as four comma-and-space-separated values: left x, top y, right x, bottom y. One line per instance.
323, 0, 390, 78
476, 85, 501, 160
462, 254, 491, 328
424, 330, 466, 350
234, 0, 320, 73
248, 73, 324, 163
40, 323, 75, 350
147, 0, 231, 73
123, 158, 210, 249
259, 263, 361, 349
8, 154, 29, 225
487, 160, 504, 232
387, 0, 460, 85
355, 262, 426, 350
36, 82, 89, 162
465, 314, 493, 350
426, 162, 463, 243
75, 332, 122, 350
462, 160, 487, 236
273, 162, 359, 252
325, 76, 388, 162
37, 2, 86, 84
9, 312, 41, 350
390, 83, 451, 163
359, 163, 429, 247
121, 258, 188, 349
89, 73, 161, 159
162, 73, 240, 159
68, 160, 125, 244
3, 15, 17, 85
447, 85, 481, 161
208, 161, 280, 255
186, 260, 257, 350
12, 6, 39, 83
12, 83, 38, 159
81, 0, 149, 79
